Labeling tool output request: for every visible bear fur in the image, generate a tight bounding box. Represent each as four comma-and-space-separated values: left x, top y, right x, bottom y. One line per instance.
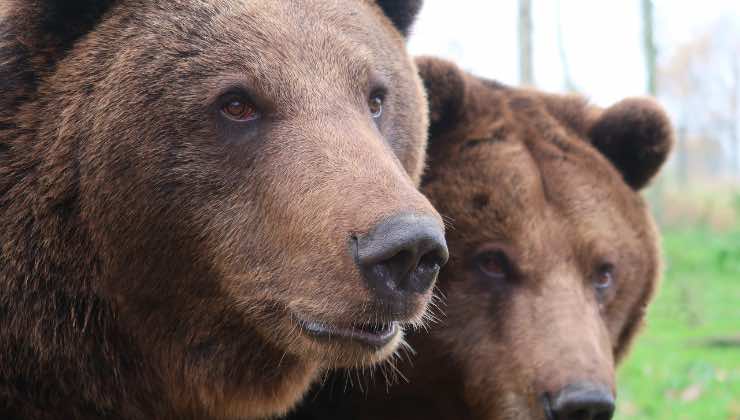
287, 57, 674, 420
0, 1, 443, 419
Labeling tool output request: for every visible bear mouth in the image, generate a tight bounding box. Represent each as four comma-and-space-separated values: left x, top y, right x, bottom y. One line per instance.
295, 318, 400, 349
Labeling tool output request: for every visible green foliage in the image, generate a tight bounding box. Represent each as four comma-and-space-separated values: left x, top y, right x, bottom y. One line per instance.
615, 227, 740, 420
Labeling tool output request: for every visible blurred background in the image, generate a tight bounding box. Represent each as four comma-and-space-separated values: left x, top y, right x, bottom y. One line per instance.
408, 1, 740, 419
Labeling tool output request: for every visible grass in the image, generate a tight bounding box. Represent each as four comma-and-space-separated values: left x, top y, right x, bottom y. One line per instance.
615, 226, 740, 420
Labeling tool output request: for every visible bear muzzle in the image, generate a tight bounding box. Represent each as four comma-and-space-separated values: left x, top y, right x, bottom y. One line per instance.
291, 213, 448, 350
543, 382, 615, 420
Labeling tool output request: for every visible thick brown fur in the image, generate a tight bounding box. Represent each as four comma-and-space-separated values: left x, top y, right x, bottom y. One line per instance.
0, 1, 441, 419
288, 57, 673, 420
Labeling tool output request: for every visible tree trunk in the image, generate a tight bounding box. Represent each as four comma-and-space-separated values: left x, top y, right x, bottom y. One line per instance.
642, 0, 658, 96
676, 124, 689, 185
555, 0, 576, 92
518, 0, 534, 86
642, 0, 664, 223
730, 55, 739, 179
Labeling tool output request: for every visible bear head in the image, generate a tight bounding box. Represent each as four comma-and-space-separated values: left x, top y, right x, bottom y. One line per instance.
0, 1, 447, 418
405, 57, 673, 420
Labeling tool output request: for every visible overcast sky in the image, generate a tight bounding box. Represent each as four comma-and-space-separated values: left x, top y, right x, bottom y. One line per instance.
408, 0, 740, 107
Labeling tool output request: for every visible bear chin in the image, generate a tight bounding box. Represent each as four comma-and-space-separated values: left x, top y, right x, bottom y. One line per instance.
200, 362, 322, 420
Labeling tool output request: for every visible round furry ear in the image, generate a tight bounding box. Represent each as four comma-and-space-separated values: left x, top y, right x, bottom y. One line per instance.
374, 0, 423, 37
588, 98, 674, 190
6, 0, 117, 51
415, 56, 466, 136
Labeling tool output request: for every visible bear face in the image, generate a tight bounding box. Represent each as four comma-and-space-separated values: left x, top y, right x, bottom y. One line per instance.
0, 1, 447, 419
287, 57, 673, 420
408, 57, 672, 420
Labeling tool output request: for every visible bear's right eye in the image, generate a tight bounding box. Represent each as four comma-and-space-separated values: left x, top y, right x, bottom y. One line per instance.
473, 250, 511, 281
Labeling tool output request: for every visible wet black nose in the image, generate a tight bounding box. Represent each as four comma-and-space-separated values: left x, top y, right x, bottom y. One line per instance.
548, 382, 615, 420
354, 214, 448, 298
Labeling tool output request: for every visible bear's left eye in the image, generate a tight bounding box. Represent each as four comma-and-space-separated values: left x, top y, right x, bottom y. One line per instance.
368, 92, 384, 119
221, 96, 260, 122
593, 263, 615, 291
473, 250, 511, 281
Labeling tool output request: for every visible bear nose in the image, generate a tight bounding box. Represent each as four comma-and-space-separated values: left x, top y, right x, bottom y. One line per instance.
354, 213, 448, 298
547, 382, 615, 420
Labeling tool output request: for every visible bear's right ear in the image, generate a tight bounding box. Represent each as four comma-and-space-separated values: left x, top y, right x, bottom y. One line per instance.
5, 0, 117, 54
415, 56, 467, 137
375, 0, 423, 37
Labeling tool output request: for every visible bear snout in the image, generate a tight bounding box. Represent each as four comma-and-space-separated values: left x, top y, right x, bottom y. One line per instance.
353, 213, 448, 311
544, 382, 616, 420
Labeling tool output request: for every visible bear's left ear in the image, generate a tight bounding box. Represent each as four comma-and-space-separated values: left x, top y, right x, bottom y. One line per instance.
6, 0, 118, 54
375, 0, 423, 37
588, 98, 674, 190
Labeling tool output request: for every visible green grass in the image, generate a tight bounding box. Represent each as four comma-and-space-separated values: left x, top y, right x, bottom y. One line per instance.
615, 227, 740, 420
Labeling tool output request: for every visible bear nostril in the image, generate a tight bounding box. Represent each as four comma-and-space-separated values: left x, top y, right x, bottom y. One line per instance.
419, 243, 449, 270
571, 409, 592, 420
547, 382, 615, 420
380, 249, 415, 286
354, 214, 448, 300
406, 244, 448, 292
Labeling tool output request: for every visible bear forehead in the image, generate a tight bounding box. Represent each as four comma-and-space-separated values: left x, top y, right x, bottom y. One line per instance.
429, 99, 647, 258
95, 0, 405, 80
443, 144, 633, 238
449, 110, 628, 213
45, 0, 416, 120
116, 0, 400, 51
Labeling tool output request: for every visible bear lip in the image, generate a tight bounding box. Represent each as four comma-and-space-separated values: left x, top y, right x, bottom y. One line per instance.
294, 317, 400, 349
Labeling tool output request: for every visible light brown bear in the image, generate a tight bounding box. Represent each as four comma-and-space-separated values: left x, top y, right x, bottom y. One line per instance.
287, 57, 673, 420
0, 1, 449, 419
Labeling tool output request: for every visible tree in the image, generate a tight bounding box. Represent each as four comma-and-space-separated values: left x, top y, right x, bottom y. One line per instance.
642, 0, 658, 96
642, 0, 664, 223
555, 0, 576, 92
730, 51, 739, 178
518, 0, 533, 86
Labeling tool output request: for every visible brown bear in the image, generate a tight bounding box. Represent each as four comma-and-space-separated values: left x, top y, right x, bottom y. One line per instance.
287, 57, 673, 420
0, 1, 450, 419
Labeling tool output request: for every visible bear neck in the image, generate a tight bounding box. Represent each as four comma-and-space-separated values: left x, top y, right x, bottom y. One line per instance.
0, 112, 165, 418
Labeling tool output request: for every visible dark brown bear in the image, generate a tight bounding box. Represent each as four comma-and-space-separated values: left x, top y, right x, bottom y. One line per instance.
0, 1, 450, 419
288, 57, 673, 420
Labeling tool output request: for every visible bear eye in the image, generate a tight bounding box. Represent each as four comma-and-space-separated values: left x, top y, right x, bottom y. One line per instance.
594, 263, 615, 291
473, 250, 511, 281
368, 92, 384, 119
221, 96, 259, 122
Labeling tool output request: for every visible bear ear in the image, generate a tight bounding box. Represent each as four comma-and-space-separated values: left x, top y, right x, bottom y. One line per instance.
415, 56, 467, 137
588, 98, 674, 190
374, 0, 423, 37
6, 0, 117, 52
